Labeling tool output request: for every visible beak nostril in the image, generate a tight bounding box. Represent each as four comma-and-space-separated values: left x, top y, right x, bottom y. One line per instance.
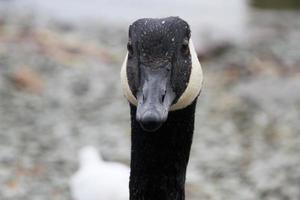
161, 89, 166, 103
161, 94, 165, 103
143, 94, 146, 102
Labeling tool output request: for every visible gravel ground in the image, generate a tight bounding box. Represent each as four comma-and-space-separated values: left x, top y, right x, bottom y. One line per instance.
0, 9, 300, 200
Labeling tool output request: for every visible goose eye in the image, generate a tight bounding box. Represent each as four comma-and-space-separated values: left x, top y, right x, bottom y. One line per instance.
181, 41, 189, 56
127, 41, 133, 55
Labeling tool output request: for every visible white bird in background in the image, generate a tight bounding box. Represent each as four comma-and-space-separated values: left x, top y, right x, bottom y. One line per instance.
69, 146, 129, 200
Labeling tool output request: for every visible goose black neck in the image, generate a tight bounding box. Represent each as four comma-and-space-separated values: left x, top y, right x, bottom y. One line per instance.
129, 100, 197, 200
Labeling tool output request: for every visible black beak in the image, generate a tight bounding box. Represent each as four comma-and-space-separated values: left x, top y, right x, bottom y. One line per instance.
136, 64, 175, 132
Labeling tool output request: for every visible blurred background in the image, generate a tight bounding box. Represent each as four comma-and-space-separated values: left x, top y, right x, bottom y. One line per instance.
0, 0, 300, 199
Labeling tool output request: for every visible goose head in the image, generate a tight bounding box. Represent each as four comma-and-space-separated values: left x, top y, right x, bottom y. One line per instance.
121, 17, 203, 132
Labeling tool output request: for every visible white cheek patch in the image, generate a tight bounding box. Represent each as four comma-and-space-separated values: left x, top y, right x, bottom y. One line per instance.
120, 53, 138, 106
120, 39, 203, 111
170, 40, 203, 110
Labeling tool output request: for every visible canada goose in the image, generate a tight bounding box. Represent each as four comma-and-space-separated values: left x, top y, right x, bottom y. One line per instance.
121, 17, 203, 200
70, 146, 129, 200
